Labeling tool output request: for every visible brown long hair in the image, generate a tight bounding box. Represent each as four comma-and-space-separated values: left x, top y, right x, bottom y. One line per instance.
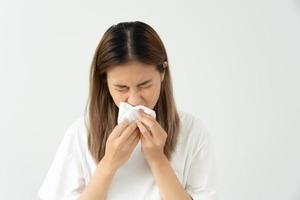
84, 21, 181, 164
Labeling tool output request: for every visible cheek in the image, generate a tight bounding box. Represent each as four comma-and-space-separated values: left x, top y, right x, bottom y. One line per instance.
108, 88, 125, 107
144, 84, 161, 107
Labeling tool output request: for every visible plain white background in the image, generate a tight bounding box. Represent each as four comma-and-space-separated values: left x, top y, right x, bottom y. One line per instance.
1, 0, 300, 199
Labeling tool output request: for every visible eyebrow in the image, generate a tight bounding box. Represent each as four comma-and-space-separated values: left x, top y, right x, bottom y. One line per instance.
113, 79, 152, 87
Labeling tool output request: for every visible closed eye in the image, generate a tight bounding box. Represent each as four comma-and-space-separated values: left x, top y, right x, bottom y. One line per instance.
139, 84, 151, 88
116, 86, 129, 92
113, 79, 153, 92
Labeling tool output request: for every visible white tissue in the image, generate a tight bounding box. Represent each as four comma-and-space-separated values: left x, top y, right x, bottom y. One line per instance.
117, 102, 156, 124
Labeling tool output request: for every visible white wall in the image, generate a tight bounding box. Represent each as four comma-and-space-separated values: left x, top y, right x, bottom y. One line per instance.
1, 0, 299, 199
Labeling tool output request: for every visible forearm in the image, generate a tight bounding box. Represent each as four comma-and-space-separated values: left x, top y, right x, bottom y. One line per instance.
149, 155, 192, 200
78, 158, 116, 200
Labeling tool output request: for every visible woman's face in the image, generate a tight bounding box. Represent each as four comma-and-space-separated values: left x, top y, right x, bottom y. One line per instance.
106, 60, 165, 109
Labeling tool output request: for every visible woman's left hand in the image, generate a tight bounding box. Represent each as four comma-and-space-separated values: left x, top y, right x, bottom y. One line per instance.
136, 109, 168, 167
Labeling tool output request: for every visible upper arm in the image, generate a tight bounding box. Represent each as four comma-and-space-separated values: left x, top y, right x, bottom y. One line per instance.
185, 120, 218, 200
38, 127, 86, 200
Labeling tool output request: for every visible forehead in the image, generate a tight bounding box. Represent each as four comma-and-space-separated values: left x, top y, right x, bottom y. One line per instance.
106, 61, 158, 83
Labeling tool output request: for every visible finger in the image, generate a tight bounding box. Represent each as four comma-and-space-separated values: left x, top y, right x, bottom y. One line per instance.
138, 109, 158, 126
137, 121, 153, 142
118, 122, 138, 143
110, 119, 129, 139
127, 129, 139, 145
138, 109, 155, 118
129, 134, 140, 152
139, 111, 167, 140
138, 114, 162, 139
129, 131, 140, 147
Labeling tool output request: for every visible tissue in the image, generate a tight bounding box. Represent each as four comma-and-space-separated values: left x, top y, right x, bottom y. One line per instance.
117, 102, 156, 124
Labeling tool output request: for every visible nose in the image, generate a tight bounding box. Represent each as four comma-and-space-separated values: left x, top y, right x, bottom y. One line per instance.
127, 89, 144, 106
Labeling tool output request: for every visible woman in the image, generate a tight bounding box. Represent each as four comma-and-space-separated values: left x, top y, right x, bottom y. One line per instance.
38, 21, 218, 200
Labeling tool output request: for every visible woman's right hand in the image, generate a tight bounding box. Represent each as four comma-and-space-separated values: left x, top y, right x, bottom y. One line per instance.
100, 120, 140, 173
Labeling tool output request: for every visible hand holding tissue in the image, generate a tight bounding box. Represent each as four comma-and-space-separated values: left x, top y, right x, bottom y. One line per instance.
117, 102, 156, 124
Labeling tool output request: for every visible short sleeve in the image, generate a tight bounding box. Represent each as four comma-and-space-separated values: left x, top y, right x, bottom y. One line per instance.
37, 126, 86, 200
185, 121, 218, 200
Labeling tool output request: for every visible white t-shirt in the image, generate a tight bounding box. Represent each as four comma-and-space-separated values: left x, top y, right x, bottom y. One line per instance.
37, 110, 218, 200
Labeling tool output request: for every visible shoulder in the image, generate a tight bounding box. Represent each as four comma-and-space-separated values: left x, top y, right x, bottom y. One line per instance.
53, 115, 89, 159
66, 115, 86, 131
178, 109, 208, 137
62, 115, 88, 144
177, 109, 211, 154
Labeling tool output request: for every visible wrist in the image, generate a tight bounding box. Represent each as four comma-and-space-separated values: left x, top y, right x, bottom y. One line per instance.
98, 156, 118, 176
148, 154, 169, 170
